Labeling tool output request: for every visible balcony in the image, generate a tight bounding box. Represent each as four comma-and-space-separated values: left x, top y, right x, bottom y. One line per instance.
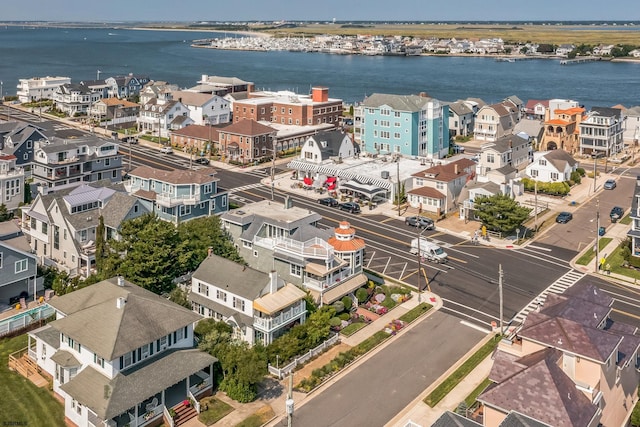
155, 193, 200, 207
255, 236, 333, 260
253, 301, 306, 331
304, 269, 353, 291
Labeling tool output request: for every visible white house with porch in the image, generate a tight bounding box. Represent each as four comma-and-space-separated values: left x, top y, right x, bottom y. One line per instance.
25, 276, 215, 427
525, 150, 578, 183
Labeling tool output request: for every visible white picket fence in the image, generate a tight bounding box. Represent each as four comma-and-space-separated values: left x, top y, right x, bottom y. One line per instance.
268, 333, 340, 379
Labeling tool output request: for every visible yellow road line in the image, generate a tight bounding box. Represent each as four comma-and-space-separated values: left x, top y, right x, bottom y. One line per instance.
380, 217, 395, 223
401, 270, 418, 280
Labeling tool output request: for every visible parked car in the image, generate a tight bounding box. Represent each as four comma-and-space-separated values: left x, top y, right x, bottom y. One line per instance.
160, 146, 173, 154
337, 202, 361, 213
598, 226, 606, 236
603, 179, 616, 190
405, 216, 435, 230
318, 197, 339, 207
555, 212, 573, 224
452, 144, 465, 153
194, 157, 210, 165
610, 206, 624, 222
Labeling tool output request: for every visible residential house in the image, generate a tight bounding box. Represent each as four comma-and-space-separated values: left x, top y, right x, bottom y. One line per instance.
626, 176, 640, 257
629, 49, 640, 58
299, 130, 356, 164
0, 154, 25, 212
88, 98, 140, 128
0, 241, 37, 308
623, 105, 640, 144
478, 282, 640, 427
78, 79, 110, 99
525, 150, 578, 183
407, 158, 476, 216
139, 81, 179, 105
124, 166, 228, 224
503, 95, 524, 120
539, 100, 584, 153
232, 87, 342, 129
25, 276, 215, 427
190, 254, 307, 345
31, 135, 122, 190
555, 43, 576, 56
447, 100, 475, 138
579, 106, 624, 157
523, 99, 549, 120
360, 93, 449, 159
137, 96, 192, 139
169, 125, 220, 156
171, 91, 230, 126
473, 101, 519, 142
0, 122, 48, 167
194, 74, 254, 97
220, 200, 367, 305
21, 183, 149, 277
17, 76, 71, 103
105, 74, 151, 99
218, 119, 276, 163
476, 134, 530, 176
592, 44, 615, 56
53, 84, 102, 116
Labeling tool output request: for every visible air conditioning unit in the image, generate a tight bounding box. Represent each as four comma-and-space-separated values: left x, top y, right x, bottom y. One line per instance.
381, 171, 390, 179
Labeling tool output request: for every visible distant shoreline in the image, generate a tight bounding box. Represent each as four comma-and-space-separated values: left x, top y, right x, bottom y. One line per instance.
127, 26, 272, 38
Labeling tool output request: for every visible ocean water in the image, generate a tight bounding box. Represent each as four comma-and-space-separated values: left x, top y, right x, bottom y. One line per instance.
1, 26, 639, 107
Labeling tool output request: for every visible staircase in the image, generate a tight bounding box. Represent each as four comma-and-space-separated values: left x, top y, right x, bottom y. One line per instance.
172, 403, 198, 426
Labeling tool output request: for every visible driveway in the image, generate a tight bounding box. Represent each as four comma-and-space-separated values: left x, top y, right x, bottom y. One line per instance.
272, 312, 486, 427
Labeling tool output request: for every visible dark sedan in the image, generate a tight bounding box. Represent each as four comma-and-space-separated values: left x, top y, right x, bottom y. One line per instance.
194, 157, 210, 166
318, 197, 339, 207
337, 202, 361, 213
555, 212, 573, 224
610, 206, 624, 222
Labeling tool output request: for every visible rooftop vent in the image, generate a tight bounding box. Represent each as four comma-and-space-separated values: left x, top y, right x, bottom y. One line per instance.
116, 297, 126, 309
117, 276, 125, 286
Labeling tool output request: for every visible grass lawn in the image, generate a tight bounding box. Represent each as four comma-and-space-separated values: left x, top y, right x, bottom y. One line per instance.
340, 322, 367, 337
621, 214, 632, 225
398, 303, 433, 324
234, 405, 276, 427
424, 335, 500, 407
576, 237, 612, 265
198, 396, 234, 426
0, 335, 65, 427
464, 378, 492, 407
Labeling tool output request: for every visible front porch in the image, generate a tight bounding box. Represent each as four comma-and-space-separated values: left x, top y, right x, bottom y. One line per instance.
8, 347, 49, 388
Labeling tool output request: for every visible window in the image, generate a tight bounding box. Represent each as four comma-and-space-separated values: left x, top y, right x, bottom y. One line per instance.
381, 120, 390, 127
0, 252, 2, 268
550, 172, 559, 181
487, 153, 495, 163
530, 169, 538, 178
381, 131, 390, 139
243, 241, 253, 249
539, 159, 547, 166
232, 297, 245, 311
15, 259, 28, 274
94, 353, 104, 368
42, 222, 48, 234
179, 205, 191, 216
290, 264, 302, 277
216, 289, 227, 302
203, 183, 212, 194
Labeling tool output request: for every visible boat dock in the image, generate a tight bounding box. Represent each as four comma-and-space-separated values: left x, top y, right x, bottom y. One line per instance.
495, 56, 537, 62
560, 56, 602, 65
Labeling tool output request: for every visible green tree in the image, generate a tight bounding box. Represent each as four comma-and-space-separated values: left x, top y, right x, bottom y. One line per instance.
168, 287, 190, 308
95, 216, 106, 274
24, 182, 32, 204
177, 216, 243, 272
104, 213, 182, 294
473, 194, 532, 234
0, 204, 11, 222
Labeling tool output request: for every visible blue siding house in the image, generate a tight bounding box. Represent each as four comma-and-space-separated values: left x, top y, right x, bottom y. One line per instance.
125, 166, 228, 224
360, 93, 449, 159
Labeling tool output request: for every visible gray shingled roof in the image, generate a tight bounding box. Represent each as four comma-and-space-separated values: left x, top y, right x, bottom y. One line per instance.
538, 292, 610, 329
101, 192, 145, 230
562, 282, 613, 307
362, 93, 433, 112
590, 106, 622, 119
308, 130, 353, 160
431, 411, 482, 427
540, 150, 577, 171
447, 100, 473, 116
31, 324, 61, 350
48, 277, 201, 360
488, 134, 528, 154
50, 349, 81, 368
192, 254, 268, 300
479, 348, 598, 427
60, 348, 216, 419
500, 411, 552, 427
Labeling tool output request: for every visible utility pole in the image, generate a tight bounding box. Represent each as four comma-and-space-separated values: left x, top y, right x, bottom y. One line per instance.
271, 135, 277, 201
534, 180, 538, 232
595, 198, 600, 273
499, 264, 504, 335
286, 373, 294, 427
396, 159, 401, 217
416, 229, 422, 303
592, 152, 598, 194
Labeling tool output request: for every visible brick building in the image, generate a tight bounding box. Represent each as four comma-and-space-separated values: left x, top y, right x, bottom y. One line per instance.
218, 120, 276, 163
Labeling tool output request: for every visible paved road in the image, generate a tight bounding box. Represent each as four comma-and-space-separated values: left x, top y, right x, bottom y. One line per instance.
272, 311, 486, 427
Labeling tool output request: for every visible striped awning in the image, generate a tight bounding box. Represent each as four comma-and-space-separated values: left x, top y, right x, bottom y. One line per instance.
287, 160, 320, 173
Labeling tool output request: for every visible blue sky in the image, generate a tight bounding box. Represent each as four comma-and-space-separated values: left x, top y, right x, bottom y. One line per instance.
1, 0, 639, 22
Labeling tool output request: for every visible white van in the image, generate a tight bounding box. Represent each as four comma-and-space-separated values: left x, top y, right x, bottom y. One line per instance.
410, 238, 448, 263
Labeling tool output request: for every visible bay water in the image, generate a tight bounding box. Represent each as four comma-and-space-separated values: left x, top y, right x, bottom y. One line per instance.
0, 26, 639, 107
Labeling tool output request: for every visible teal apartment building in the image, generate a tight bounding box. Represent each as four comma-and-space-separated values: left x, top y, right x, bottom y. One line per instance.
359, 93, 450, 159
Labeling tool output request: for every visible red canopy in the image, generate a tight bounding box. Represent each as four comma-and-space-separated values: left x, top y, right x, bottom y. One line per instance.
326, 176, 337, 183
327, 183, 336, 190
303, 176, 314, 185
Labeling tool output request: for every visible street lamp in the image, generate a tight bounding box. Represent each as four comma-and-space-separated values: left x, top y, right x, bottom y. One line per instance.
271, 134, 277, 201
595, 198, 600, 273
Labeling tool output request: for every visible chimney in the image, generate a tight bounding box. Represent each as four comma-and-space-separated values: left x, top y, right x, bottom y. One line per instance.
454, 164, 459, 175
117, 276, 125, 287
116, 297, 126, 309
207, 247, 213, 258
269, 270, 278, 294
419, 92, 429, 98
311, 86, 329, 103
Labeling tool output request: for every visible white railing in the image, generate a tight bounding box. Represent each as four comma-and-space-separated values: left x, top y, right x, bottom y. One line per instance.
139, 404, 163, 425
155, 193, 200, 207
305, 270, 352, 291
253, 302, 305, 330
162, 405, 174, 427
268, 333, 340, 379
187, 390, 200, 413
189, 375, 213, 396
0, 305, 55, 337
